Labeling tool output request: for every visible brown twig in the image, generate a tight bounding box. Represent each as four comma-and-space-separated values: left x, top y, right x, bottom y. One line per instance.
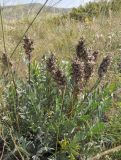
89, 145, 121, 160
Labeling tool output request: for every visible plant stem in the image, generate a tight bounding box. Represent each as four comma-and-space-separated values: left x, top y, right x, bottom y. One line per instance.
28, 54, 31, 84
83, 78, 101, 104
89, 145, 121, 160
0, 6, 6, 53
79, 78, 101, 115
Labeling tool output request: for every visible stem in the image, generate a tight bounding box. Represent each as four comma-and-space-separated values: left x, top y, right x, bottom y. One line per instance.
0, 6, 6, 53
28, 54, 31, 84
11, 72, 20, 132
79, 78, 101, 115
81, 78, 101, 106
55, 87, 66, 158
61, 86, 66, 113
67, 93, 77, 118
55, 127, 59, 159
90, 145, 121, 160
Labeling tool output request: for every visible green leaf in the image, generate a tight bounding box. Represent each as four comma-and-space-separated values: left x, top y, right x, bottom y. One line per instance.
90, 122, 105, 135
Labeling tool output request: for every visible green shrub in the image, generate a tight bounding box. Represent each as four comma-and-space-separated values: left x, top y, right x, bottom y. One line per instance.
70, 0, 121, 22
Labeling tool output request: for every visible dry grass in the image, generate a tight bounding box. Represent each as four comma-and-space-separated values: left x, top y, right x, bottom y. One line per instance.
0, 11, 120, 79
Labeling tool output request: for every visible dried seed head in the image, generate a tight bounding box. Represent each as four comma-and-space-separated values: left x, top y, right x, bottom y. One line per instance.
46, 54, 67, 88
84, 62, 93, 82
1, 53, 12, 67
72, 57, 84, 85
72, 57, 85, 95
87, 51, 98, 63
98, 55, 110, 78
92, 51, 98, 62
76, 38, 88, 61
73, 38, 99, 95
72, 39, 100, 96
46, 54, 56, 72
23, 35, 34, 58
53, 69, 67, 87
83, 51, 98, 82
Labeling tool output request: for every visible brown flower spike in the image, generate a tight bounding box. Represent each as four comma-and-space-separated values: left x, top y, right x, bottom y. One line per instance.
71, 38, 100, 97
46, 54, 56, 73
54, 69, 67, 86
23, 36, 34, 84
1, 53, 12, 68
76, 38, 88, 61
72, 57, 85, 95
23, 35, 34, 59
98, 55, 110, 78
84, 62, 93, 82
46, 54, 67, 88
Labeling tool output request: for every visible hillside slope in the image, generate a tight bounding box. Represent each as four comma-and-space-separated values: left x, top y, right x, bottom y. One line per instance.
2, 3, 69, 20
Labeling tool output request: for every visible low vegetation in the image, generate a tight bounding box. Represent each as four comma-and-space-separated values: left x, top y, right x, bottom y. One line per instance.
0, 0, 121, 159
70, 0, 121, 21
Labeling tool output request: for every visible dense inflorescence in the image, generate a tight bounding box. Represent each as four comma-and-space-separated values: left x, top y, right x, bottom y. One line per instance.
72, 57, 85, 95
76, 38, 88, 61
46, 54, 67, 88
46, 53, 57, 73
71, 38, 99, 96
1, 53, 12, 68
45, 39, 110, 98
23, 35, 34, 59
98, 55, 110, 78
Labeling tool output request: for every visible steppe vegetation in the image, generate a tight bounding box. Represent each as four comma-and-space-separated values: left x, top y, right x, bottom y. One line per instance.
0, 0, 121, 159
